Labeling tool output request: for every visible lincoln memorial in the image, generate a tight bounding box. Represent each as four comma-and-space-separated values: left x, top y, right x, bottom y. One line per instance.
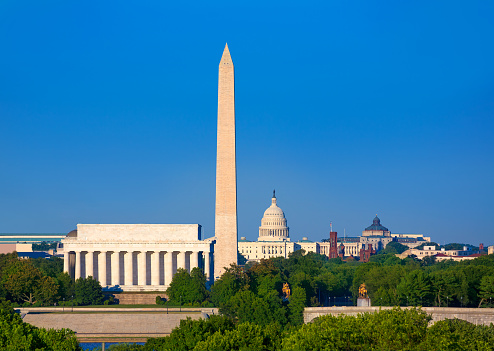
62, 224, 214, 291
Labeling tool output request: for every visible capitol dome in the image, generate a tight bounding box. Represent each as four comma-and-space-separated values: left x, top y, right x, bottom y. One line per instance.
258, 190, 290, 242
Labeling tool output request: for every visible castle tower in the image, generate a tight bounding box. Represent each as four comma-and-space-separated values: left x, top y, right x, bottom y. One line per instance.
214, 44, 237, 278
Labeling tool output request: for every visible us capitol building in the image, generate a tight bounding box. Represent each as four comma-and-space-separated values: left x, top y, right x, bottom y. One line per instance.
238, 191, 330, 261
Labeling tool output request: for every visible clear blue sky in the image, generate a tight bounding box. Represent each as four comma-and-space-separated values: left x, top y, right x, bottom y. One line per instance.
1, 1, 493, 246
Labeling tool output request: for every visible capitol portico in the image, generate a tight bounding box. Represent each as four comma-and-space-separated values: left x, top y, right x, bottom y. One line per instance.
62, 224, 213, 291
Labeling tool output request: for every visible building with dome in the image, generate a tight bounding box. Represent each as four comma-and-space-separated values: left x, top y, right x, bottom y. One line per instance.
337, 215, 431, 258
238, 191, 302, 261
362, 215, 391, 237
238, 191, 334, 262
258, 190, 290, 242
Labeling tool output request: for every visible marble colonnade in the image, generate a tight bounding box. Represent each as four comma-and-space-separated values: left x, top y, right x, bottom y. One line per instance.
63, 249, 211, 290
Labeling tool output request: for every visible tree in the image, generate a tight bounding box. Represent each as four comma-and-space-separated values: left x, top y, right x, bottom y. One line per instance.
194, 322, 282, 351
379, 241, 409, 255
145, 315, 235, 351
478, 275, 494, 307
56, 271, 75, 300
396, 270, 432, 306
74, 276, 104, 305
423, 318, 494, 351
288, 286, 306, 326
2, 260, 58, 304
166, 268, 208, 305
0, 304, 81, 350
210, 264, 249, 308
32, 242, 58, 251
282, 307, 430, 351
30, 256, 63, 278
430, 269, 468, 307
0, 253, 18, 299
35, 276, 59, 305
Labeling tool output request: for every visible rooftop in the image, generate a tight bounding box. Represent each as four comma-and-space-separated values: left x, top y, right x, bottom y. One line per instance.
364, 216, 389, 232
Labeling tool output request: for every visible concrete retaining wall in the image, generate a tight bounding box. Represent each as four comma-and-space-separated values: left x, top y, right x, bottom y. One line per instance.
304, 307, 494, 325
23, 312, 201, 338
19, 307, 220, 341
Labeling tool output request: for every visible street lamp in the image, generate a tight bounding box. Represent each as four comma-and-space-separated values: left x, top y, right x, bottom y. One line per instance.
63, 298, 65, 312
180, 295, 182, 312
71, 295, 74, 312
446, 296, 449, 307
461, 296, 463, 307
407, 296, 409, 307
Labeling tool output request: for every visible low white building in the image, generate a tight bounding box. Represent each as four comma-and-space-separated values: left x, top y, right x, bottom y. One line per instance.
397, 245, 482, 261
62, 224, 214, 291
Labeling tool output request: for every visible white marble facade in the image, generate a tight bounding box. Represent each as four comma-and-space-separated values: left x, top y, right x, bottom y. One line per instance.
62, 224, 213, 291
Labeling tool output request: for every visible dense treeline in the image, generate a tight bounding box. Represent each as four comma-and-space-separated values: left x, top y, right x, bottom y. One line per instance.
0, 252, 104, 307
112, 308, 494, 351
32, 242, 58, 251
358, 253, 494, 307
0, 301, 81, 350
165, 251, 494, 315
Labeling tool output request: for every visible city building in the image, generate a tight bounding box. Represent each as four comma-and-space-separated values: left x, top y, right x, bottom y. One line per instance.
0, 233, 66, 254
397, 245, 484, 261
62, 224, 213, 291
238, 192, 299, 261
0, 233, 66, 243
0, 243, 33, 254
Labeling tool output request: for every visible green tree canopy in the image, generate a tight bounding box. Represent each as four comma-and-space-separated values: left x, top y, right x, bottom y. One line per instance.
0, 303, 81, 350
379, 241, 409, 255
74, 276, 104, 305
145, 315, 235, 351
2, 259, 59, 304
166, 268, 209, 305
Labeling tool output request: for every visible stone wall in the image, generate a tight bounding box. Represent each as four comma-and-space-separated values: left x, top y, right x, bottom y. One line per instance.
23, 312, 202, 338
304, 306, 494, 326
111, 293, 167, 305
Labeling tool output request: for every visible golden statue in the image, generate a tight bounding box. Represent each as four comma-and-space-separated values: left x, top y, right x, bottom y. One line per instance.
358, 283, 368, 298
282, 282, 291, 299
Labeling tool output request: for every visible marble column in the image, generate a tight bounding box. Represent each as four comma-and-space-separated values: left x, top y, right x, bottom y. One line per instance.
151, 251, 160, 286
111, 251, 120, 286
63, 251, 69, 273
124, 251, 133, 286
164, 251, 173, 286
204, 251, 210, 279
99, 251, 107, 286
138, 251, 147, 286
177, 251, 186, 270
86, 251, 94, 279
75, 251, 81, 279
190, 251, 199, 270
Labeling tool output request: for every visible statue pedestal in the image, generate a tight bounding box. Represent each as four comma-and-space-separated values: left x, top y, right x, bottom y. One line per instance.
357, 297, 371, 307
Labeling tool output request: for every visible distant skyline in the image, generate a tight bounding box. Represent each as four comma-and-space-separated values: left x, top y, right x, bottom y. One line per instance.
1, 1, 493, 245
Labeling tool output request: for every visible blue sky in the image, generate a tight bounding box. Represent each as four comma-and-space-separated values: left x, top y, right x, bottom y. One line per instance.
0, 1, 493, 245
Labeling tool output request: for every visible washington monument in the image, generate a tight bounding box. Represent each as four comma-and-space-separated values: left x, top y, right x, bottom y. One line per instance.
214, 44, 238, 278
